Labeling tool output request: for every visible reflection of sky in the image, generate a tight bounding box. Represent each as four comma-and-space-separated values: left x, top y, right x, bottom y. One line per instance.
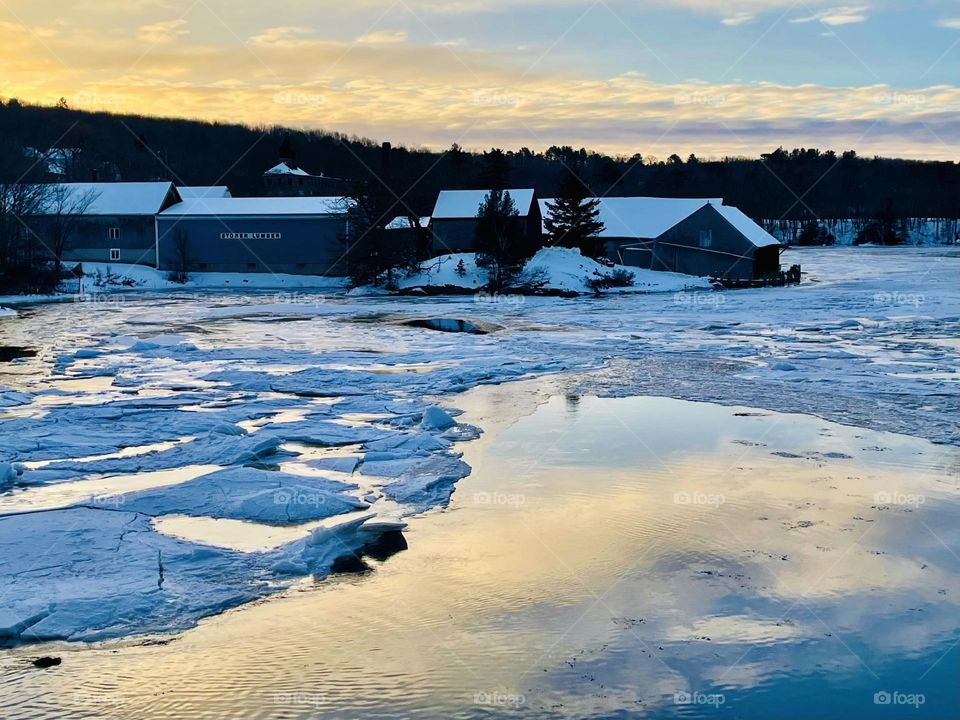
4, 393, 958, 719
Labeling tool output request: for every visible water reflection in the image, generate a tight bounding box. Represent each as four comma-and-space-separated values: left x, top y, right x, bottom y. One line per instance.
0, 391, 957, 719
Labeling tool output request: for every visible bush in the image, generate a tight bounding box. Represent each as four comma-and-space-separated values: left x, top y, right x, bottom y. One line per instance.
584, 268, 634, 295
797, 221, 836, 246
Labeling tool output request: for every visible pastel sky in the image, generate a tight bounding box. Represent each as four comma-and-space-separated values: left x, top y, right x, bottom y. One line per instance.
1, 0, 958, 159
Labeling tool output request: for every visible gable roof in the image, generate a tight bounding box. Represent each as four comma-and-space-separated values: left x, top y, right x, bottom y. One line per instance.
433, 189, 536, 220
178, 186, 231, 199
160, 196, 348, 217
264, 161, 313, 177
539, 196, 723, 239
37, 182, 179, 215
710, 204, 781, 248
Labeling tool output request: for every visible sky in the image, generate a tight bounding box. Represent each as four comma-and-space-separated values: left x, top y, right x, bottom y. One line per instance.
1, 0, 958, 160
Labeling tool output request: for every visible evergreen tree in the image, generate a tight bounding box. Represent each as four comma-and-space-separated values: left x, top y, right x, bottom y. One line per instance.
474, 190, 530, 289
342, 180, 414, 287
544, 166, 605, 258
477, 149, 511, 190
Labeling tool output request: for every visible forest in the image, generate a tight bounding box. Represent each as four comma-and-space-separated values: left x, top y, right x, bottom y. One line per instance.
1, 98, 958, 224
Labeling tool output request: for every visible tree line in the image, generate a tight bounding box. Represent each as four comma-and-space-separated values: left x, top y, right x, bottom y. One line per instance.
2, 99, 957, 223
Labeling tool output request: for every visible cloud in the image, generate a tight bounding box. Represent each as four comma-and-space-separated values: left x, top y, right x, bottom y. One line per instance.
790, 5, 870, 26
356, 30, 408, 44
136, 19, 188, 45
248, 26, 314, 46
721, 13, 755, 26
936, 18, 960, 30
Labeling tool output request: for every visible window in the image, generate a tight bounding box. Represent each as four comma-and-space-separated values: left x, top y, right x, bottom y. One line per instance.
109, 248, 121, 261
108, 227, 120, 240
296, 263, 306, 270
199, 263, 208, 270
699, 230, 713, 248
247, 262, 257, 270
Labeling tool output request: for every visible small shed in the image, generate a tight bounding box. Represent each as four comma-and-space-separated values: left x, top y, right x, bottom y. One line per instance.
157, 196, 349, 275
431, 189, 541, 254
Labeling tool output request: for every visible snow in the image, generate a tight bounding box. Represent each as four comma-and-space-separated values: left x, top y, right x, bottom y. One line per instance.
160, 196, 348, 216
263, 161, 312, 177
0, 245, 956, 645
540, 196, 723, 239
0, 306, 15, 317
178, 185, 231, 199
34, 182, 176, 216
433, 189, 536, 219
391, 248, 712, 294
712, 204, 782, 248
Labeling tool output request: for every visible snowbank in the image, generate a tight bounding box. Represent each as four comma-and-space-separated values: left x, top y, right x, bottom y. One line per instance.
392, 248, 711, 295
0, 306, 15, 318
79, 263, 349, 291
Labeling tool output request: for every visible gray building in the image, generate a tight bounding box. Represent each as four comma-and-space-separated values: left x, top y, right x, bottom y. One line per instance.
431, 189, 541, 254
540, 196, 782, 280
157, 196, 350, 275
28, 182, 181, 266
621, 203, 782, 281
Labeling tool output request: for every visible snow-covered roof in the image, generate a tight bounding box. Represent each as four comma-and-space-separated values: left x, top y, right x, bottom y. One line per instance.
160, 196, 349, 217
433, 189, 536, 220
540, 196, 723, 239
178, 186, 232, 199
264, 162, 313, 177
36, 182, 178, 215
710, 204, 782, 248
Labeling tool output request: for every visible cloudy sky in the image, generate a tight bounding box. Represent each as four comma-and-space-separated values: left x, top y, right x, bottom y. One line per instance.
2, 0, 958, 159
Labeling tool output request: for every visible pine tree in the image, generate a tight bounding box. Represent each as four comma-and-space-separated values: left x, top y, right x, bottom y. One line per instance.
474, 190, 528, 290
455, 258, 467, 277
544, 166, 605, 258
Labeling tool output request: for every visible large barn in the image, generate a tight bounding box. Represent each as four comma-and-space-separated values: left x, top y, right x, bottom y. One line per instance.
431, 189, 541, 254
539, 196, 782, 280
621, 203, 782, 281
156, 196, 349, 275
27, 181, 181, 266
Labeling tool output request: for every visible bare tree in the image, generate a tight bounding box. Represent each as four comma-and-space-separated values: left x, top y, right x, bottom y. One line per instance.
169, 228, 190, 283
45, 184, 99, 275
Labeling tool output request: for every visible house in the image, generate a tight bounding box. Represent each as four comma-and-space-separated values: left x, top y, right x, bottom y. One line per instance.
178, 186, 232, 199
25, 181, 181, 266
261, 137, 351, 198
621, 203, 782, 281
157, 196, 350, 275
539, 196, 722, 261
431, 189, 541, 254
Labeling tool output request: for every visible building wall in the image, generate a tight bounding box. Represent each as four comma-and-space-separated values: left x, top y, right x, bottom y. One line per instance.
262, 175, 352, 198
26, 215, 158, 266
157, 215, 349, 275
432, 206, 543, 255
648, 205, 766, 280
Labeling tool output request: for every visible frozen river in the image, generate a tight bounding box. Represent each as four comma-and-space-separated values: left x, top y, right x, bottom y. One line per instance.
0, 246, 957, 717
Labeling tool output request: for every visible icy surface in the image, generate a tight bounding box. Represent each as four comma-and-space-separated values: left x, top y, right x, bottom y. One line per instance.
0, 246, 956, 644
